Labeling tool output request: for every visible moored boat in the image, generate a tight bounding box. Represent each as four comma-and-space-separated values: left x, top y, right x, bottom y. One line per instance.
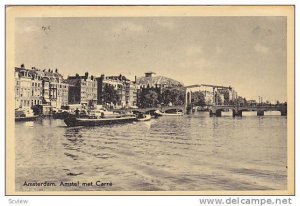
154, 110, 183, 116
88, 109, 123, 118
52, 109, 70, 119
15, 109, 39, 121
64, 114, 136, 127
136, 114, 152, 122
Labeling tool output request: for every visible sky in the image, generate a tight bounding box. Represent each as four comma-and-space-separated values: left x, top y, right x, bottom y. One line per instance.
15, 17, 287, 102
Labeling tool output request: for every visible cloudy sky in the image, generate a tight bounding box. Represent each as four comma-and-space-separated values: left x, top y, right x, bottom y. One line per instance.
15, 17, 287, 102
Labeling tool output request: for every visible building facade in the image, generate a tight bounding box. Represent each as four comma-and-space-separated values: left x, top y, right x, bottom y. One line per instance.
217, 87, 237, 105
15, 65, 43, 109
15, 65, 69, 114
96, 74, 137, 108
125, 82, 137, 107
65, 72, 97, 108
42, 69, 69, 109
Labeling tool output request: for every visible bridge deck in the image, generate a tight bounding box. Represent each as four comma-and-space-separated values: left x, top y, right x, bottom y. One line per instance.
211, 105, 283, 112
114, 106, 185, 113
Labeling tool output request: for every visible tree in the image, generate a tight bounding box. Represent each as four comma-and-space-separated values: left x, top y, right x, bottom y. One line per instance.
144, 90, 159, 107
161, 88, 185, 106
171, 89, 185, 106
102, 84, 119, 105
234, 96, 246, 106
161, 89, 172, 105
192, 91, 206, 106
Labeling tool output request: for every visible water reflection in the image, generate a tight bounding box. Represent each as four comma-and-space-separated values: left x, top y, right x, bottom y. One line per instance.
24, 121, 34, 127
15, 113, 287, 191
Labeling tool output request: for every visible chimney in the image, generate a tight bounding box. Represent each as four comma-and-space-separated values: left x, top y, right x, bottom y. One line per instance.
55, 68, 58, 73
85, 72, 89, 78
100, 74, 105, 81
21, 64, 25, 69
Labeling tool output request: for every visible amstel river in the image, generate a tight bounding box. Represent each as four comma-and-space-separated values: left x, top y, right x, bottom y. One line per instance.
15, 112, 287, 191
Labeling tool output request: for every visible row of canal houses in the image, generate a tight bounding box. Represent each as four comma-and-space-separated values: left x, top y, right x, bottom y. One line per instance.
15, 64, 239, 115
14, 64, 138, 114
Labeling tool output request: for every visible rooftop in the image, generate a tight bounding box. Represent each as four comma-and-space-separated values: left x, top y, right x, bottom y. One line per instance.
136, 74, 183, 88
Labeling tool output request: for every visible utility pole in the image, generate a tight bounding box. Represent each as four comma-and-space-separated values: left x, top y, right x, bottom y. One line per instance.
212, 87, 215, 106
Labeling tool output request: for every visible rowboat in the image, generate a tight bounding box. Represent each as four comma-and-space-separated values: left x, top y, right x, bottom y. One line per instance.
64, 114, 136, 127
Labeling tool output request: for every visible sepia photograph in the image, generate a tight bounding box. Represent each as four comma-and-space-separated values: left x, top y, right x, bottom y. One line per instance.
5, 6, 294, 195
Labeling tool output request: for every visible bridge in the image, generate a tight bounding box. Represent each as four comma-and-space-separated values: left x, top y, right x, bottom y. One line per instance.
113, 106, 185, 114
210, 105, 286, 117
184, 84, 233, 107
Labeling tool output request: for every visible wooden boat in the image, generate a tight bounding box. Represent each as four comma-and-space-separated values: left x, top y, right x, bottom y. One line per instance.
136, 114, 152, 122
15, 109, 39, 121
52, 110, 70, 119
15, 115, 39, 122
64, 114, 137, 127
88, 109, 124, 118
154, 110, 183, 116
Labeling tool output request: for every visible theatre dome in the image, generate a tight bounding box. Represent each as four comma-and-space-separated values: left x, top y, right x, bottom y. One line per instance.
136, 72, 183, 88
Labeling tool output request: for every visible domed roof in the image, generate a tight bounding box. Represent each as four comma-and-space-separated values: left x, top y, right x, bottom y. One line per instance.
136, 74, 183, 88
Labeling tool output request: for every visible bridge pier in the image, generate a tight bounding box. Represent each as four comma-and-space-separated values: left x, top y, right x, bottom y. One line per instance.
185, 104, 193, 114
210, 105, 285, 117
233, 110, 239, 117
257, 110, 264, 116
209, 109, 237, 117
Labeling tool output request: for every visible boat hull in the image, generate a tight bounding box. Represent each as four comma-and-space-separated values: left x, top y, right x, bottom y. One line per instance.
136, 115, 152, 122
154, 111, 183, 116
15, 115, 39, 122
53, 111, 70, 119
64, 115, 136, 127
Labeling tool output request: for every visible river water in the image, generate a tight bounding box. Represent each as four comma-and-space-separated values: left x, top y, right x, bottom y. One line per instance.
15, 112, 287, 191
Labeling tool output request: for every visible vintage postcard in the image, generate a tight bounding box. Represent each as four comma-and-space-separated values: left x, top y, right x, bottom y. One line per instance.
6, 6, 294, 195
